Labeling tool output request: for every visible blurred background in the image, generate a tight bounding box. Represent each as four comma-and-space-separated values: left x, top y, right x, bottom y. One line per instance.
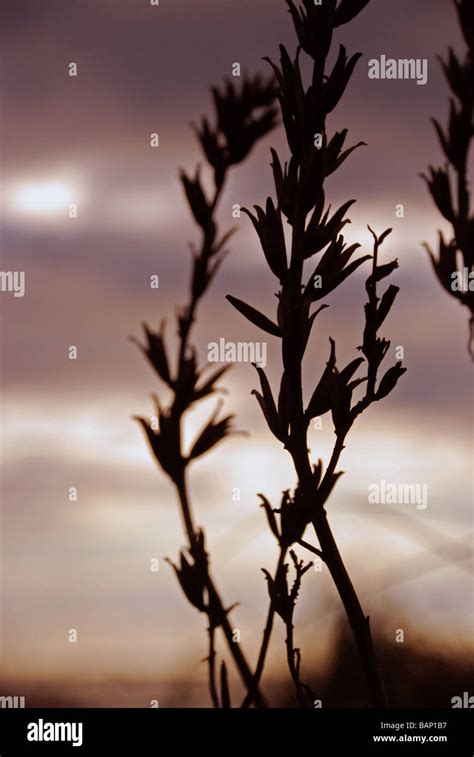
0, 0, 472, 707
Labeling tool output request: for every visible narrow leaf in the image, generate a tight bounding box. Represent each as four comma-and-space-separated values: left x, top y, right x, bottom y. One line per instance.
259, 494, 281, 541
226, 295, 282, 336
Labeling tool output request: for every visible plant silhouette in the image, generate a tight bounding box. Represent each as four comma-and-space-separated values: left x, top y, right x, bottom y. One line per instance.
133, 74, 277, 707
134, 0, 408, 709
227, 0, 406, 708
423, 0, 473, 357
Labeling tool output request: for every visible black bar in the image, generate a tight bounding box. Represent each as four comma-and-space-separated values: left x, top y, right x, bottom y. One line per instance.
0, 708, 472, 755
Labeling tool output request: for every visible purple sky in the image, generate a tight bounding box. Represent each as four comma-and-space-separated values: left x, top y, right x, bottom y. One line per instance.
0, 0, 472, 705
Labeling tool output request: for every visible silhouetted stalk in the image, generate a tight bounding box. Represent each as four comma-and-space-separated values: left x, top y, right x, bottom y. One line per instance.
286, 231, 390, 708
283, 552, 314, 707
423, 0, 473, 357
285, 621, 306, 706
228, 0, 405, 707
207, 624, 219, 709
135, 75, 277, 707
240, 605, 275, 708
177, 471, 268, 706
241, 549, 287, 708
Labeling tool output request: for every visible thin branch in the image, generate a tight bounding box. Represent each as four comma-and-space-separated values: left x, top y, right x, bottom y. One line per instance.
241, 549, 287, 708
178, 471, 268, 707
284, 552, 314, 708
207, 624, 220, 709
298, 539, 324, 560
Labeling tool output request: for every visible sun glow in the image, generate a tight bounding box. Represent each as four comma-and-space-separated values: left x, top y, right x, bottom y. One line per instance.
9, 180, 77, 215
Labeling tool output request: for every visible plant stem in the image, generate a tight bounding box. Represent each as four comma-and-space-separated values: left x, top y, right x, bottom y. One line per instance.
175, 472, 267, 708
241, 549, 287, 708
284, 619, 311, 708
207, 625, 220, 708
241, 606, 275, 709
282, 144, 388, 707
312, 509, 388, 707
288, 420, 387, 706
287, 421, 387, 706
